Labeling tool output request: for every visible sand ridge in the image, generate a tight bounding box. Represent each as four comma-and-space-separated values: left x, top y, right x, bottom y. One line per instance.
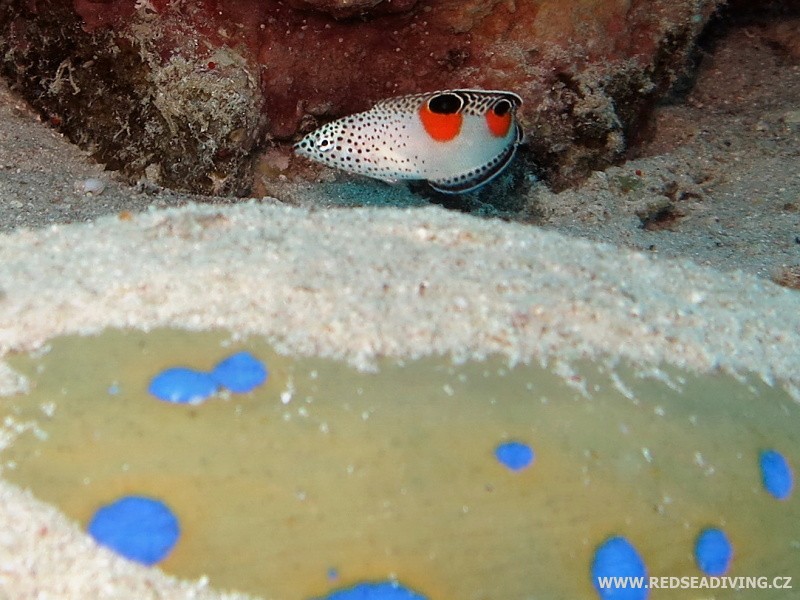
1, 200, 799, 399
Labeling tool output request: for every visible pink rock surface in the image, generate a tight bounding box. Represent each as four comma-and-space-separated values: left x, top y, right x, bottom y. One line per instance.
1, 0, 726, 193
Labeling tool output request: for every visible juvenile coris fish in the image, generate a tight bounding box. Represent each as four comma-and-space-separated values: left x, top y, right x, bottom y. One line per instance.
294, 89, 523, 194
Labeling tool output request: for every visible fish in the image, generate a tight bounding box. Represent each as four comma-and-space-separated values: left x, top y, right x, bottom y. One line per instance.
294, 89, 524, 194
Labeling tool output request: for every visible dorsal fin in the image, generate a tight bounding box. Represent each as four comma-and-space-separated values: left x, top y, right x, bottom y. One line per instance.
427, 122, 523, 194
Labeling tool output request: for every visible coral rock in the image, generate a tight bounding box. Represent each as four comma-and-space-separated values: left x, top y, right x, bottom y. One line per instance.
1, 0, 265, 196
286, 0, 419, 20
0, 0, 727, 194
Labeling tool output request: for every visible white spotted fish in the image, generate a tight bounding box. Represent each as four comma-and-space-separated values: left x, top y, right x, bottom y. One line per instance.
294, 89, 523, 194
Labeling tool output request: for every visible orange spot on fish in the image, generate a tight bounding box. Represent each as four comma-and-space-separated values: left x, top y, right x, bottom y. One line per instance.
419, 104, 462, 142
485, 109, 512, 138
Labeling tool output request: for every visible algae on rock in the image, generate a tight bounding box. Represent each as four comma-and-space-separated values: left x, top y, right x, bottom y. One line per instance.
0, 1, 266, 196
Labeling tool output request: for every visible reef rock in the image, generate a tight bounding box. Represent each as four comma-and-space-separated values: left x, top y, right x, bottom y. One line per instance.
286, 0, 419, 20
0, 1, 266, 196
0, 0, 727, 194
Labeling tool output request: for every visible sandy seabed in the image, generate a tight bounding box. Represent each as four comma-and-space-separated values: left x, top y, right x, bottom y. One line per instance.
1, 197, 800, 599
0, 19, 799, 600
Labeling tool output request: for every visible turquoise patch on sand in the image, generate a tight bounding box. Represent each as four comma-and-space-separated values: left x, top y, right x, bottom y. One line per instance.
148, 367, 217, 404
88, 495, 180, 565
694, 528, 732, 576
494, 441, 534, 471
591, 536, 648, 599
315, 581, 428, 600
759, 449, 794, 500
211, 351, 268, 393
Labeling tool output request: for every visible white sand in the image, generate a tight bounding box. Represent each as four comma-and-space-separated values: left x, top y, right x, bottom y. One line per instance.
3, 201, 799, 392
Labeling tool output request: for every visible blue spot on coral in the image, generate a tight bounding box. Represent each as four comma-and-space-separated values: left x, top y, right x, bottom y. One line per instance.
759, 449, 793, 500
148, 367, 217, 404
88, 495, 180, 565
694, 528, 732, 576
591, 536, 648, 599
314, 581, 428, 600
494, 441, 534, 471
211, 351, 268, 393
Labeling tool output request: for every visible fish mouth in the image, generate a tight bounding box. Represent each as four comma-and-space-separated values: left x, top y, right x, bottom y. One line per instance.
293, 134, 316, 155
292, 140, 308, 155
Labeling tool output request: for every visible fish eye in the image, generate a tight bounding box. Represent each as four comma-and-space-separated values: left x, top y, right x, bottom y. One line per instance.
316, 136, 334, 152
492, 99, 512, 116
427, 92, 463, 115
